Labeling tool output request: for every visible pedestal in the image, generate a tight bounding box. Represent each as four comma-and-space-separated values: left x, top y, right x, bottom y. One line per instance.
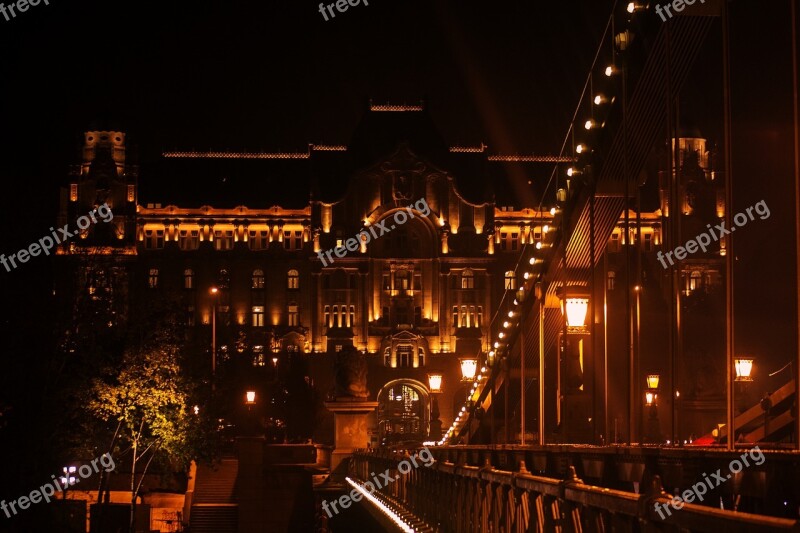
324, 400, 378, 473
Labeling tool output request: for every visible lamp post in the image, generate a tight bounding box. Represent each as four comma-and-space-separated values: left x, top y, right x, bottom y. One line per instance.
60, 466, 76, 499
428, 373, 443, 440
210, 287, 219, 391
460, 358, 477, 381
557, 287, 591, 443
734, 357, 754, 418
645, 374, 660, 443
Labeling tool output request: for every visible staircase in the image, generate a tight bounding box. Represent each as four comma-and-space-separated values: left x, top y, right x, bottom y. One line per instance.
701, 379, 796, 444
190, 458, 239, 533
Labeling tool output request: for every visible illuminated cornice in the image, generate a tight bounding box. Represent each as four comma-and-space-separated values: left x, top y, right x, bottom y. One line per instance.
369, 103, 424, 112
450, 144, 486, 153
137, 205, 311, 217
56, 246, 137, 256
162, 144, 347, 159
487, 154, 575, 163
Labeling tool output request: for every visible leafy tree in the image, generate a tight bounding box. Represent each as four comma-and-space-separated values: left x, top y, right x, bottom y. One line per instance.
87, 325, 204, 533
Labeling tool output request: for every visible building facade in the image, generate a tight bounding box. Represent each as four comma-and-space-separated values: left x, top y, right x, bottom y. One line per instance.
55, 107, 727, 446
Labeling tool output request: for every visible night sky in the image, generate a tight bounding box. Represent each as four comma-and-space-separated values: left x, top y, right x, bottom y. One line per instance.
0, 0, 798, 394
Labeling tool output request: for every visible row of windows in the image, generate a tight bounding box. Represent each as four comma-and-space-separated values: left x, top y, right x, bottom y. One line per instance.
383, 346, 426, 368
149, 269, 300, 290
144, 229, 305, 251
452, 305, 483, 328
183, 304, 300, 327
608, 232, 654, 252
323, 305, 356, 328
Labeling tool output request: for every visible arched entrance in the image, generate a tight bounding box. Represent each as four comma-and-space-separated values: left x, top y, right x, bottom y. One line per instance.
376, 379, 429, 445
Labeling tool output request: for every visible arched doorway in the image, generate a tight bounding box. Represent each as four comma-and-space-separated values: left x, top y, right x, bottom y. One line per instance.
376, 379, 429, 445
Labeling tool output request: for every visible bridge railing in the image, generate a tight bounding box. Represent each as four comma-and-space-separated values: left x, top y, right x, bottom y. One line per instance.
348, 447, 799, 532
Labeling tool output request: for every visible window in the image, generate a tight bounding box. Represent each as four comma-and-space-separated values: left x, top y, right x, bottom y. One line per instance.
607, 271, 616, 291
127, 184, 135, 202
288, 303, 299, 326
252, 306, 264, 327
184, 268, 194, 289
186, 305, 195, 326
397, 271, 409, 290
248, 230, 269, 250
214, 230, 234, 251
287, 269, 299, 289
418, 348, 425, 367
335, 344, 343, 353
609, 232, 621, 252
383, 274, 391, 291
148, 268, 159, 289
384, 347, 391, 367
452, 306, 458, 328
179, 230, 199, 250
688, 271, 702, 292
218, 269, 230, 289
332, 305, 339, 327
414, 274, 422, 290
397, 345, 413, 367
285, 230, 304, 251
70, 183, 78, 202
324, 305, 331, 328
349, 305, 355, 328
145, 229, 164, 249
500, 232, 508, 251
505, 271, 516, 290
511, 233, 519, 251
477, 306, 483, 328
644, 233, 653, 252
461, 306, 467, 328
253, 345, 265, 367
461, 269, 474, 289
252, 269, 265, 289
414, 306, 422, 325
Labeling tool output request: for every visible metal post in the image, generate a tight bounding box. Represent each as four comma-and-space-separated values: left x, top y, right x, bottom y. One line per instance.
212, 300, 216, 392
539, 295, 545, 445
790, 0, 800, 450
520, 324, 525, 446
722, 0, 735, 451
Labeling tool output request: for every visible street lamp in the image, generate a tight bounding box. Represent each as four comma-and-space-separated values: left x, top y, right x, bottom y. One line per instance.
60, 466, 77, 498
559, 288, 590, 333
645, 391, 657, 407
245, 390, 256, 405
210, 287, 219, 390
427, 374, 443, 440
735, 357, 754, 382
460, 358, 478, 381
646, 374, 660, 390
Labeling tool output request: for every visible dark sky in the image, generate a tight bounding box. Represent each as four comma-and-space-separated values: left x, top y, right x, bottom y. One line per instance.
0, 0, 798, 390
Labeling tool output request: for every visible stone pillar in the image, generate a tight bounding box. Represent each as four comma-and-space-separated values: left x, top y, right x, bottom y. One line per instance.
324, 400, 378, 473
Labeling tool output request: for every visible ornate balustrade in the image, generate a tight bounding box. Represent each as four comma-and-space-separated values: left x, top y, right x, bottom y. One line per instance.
348, 446, 800, 532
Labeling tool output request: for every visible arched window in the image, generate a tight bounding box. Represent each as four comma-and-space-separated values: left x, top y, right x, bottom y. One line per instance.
184, 268, 194, 289
324, 305, 331, 328
504, 271, 516, 290
349, 305, 355, 328
287, 269, 299, 289
461, 269, 474, 289
252, 269, 265, 289
689, 271, 702, 292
